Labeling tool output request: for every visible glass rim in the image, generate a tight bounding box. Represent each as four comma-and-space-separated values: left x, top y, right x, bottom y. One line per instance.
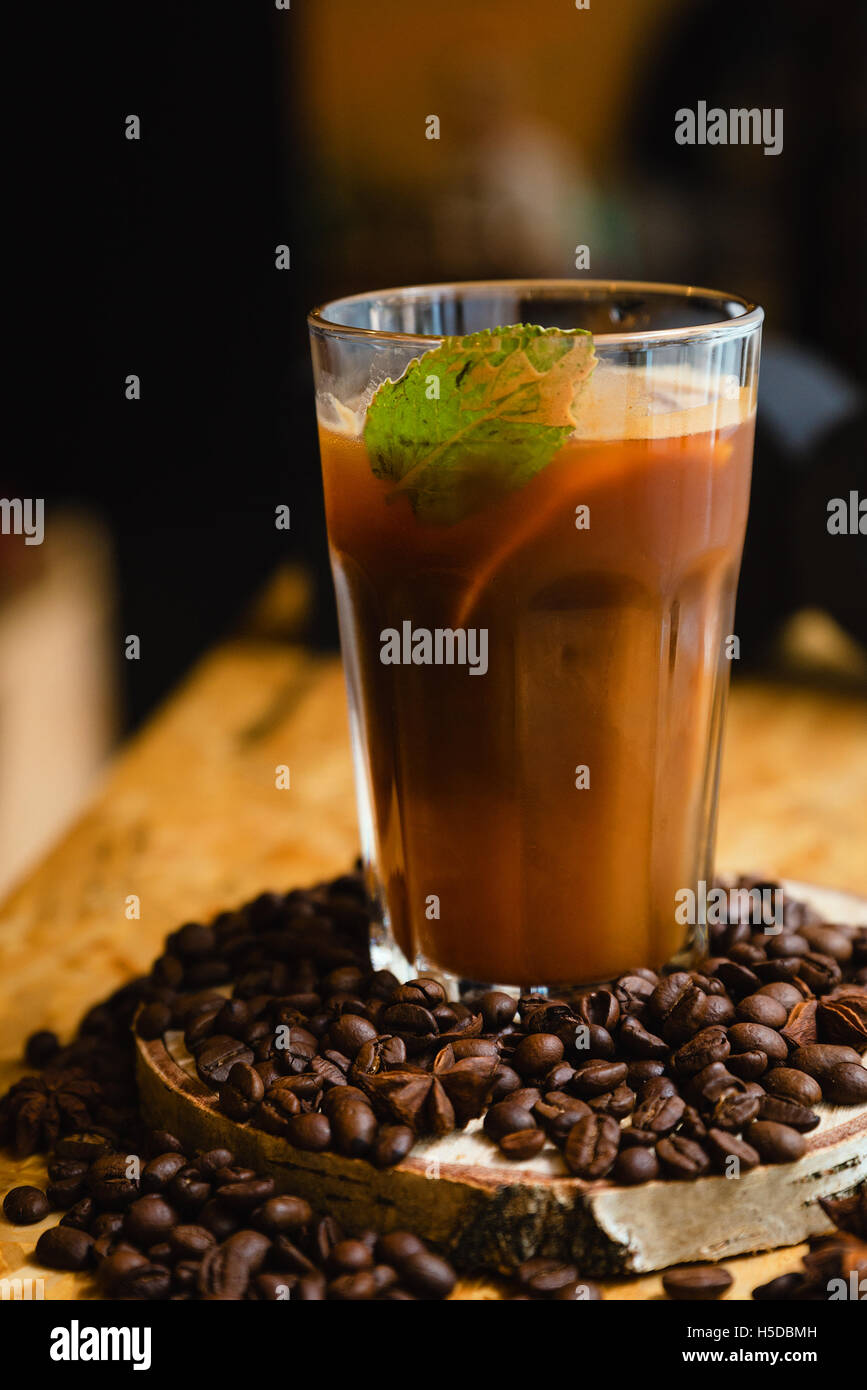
308, 278, 764, 348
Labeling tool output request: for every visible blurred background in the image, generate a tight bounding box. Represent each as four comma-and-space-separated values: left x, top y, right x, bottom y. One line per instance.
3, 0, 865, 892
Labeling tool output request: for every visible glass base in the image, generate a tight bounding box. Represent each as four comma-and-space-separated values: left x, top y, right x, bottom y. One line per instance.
369, 919, 698, 1001
370, 925, 580, 1002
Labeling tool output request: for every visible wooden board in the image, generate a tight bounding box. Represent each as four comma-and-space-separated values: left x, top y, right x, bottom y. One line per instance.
135, 881, 867, 1279
3, 638, 867, 1300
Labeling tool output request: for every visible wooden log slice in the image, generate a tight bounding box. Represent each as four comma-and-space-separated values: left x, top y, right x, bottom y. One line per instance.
135, 879, 867, 1277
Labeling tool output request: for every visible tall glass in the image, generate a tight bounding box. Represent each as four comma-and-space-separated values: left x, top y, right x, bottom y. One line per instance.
308, 282, 762, 991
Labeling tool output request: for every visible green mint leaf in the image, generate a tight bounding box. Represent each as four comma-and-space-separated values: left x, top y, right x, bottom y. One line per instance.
362, 323, 596, 524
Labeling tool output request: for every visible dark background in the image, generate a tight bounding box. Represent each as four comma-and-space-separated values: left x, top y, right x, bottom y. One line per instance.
7, 0, 866, 731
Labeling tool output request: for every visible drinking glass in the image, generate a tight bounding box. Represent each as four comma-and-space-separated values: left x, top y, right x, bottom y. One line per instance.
308, 281, 762, 992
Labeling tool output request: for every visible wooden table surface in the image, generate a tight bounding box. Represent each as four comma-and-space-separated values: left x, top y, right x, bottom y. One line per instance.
2, 639, 866, 1300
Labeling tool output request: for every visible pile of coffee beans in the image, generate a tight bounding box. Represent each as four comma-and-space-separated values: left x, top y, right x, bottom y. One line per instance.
2, 1135, 456, 1299
2, 870, 865, 1300
752, 1189, 867, 1301
127, 874, 867, 1184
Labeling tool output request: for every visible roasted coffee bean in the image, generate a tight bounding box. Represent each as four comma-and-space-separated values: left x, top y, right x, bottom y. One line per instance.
563, 1114, 620, 1178
700, 995, 735, 1028
168, 1224, 216, 1260
709, 1088, 760, 1132
672, 1026, 730, 1076
662, 985, 711, 1044
801, 923, 853, 963
745, 1120, 807, 1163
640, 1075, 678, 1101
170, 1166, 211, 1210
97, 1250, 147, 1296
656, 1135, 710, 1179
327, 1238, 373, 1275
91, 1212, 124, 1241
328, 1271, 378, 1300
798, 952, 842, 995
767, 932, 809, 959
758, 982, 805, 1009
690, 1061, 741, 1107
727, 1022, 787, 1061
589, 1084, 634, 1120
619, 1016, 668, 1059
327, 1014, 379, 1057
508, 1086, 542, 1111
511, 1033, 565, 1077
285, 1112, 332, 1152
726, 1049, 768, 1080
47, 1158, 88, 1183
479, 990, 517, 1031
3, 1185, 50, 1224
711, 959, 760, 997
251, 1195, 311, 1235
197, 1243, 251, 1299
516, 1257, 579, 1296
195, 1148, 235, 1179
823, 1061, 867, 1105
649, 972, 692, 1021
35, 1225, 94, 1271
752, 1273, 807, 1301
580, 1024, 616, 1060
484, 1100, 537, 1141
198, 1199, 240, 1242
400, 1249, 456, 1299
620, 1126, 658, 1148
706, 1127, 760, 1172
626, 1060, 666, 1087
124, 1195, 178, 1245
59, 1197, 95, 1230
499, 1129, 546, 1161
372, 1124, 414, 1169
184, 1002, 223, 1048
571, 1060, 628, 1098
614, 1147, 660, 1184
331, 1101, 377, 1158
88, 1154, 140, 1209
534, 1095, 591, 1144
735, 993, 789, 1028
217, 1178, 276, 1213
212, 1165, 257, 1187
631, 1092, 685, 1136
376, 1230, 424, 1266
489, 1065, 522, 1102
576, 989, 620, 1030
757, 1095, 820, 1132
790, 1043, 861, 1080
46, 1176, 85, 1209
678, 1105, 708, 1141
256, 1090, 301, 1136
24, 1029, 60, 1067
219, 1062, 265, 1121
196, 1035, 255, 1087
380, 1002, 438, 1038
545, 1061, 576, 1091
662, 1264, 733, 1300
142, 1153, 187, 1193
224, 1228, 270, 1271
451, 1039, 498, 1060
763, 1067, 823, 1107
137, 1001, 173, 1039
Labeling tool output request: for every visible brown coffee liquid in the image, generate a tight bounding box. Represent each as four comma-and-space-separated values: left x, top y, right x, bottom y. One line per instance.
319, 378, 754, 984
